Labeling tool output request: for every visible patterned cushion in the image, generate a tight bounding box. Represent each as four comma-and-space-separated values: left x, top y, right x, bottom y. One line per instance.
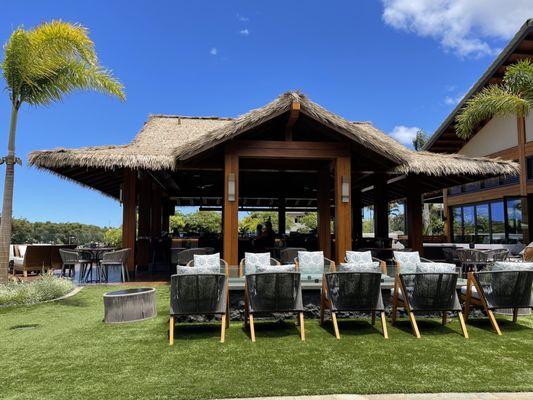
345, 251, 373, 264
394, 251, 420, 274
256, 264, 296, 273
176, 265, 218, 275
298, 251, 325, 275
490, 261, 533, 271
193, 253, 220, 272
244, 252, 271, 275
416, 262, 456, 274
338, 262, 381, 273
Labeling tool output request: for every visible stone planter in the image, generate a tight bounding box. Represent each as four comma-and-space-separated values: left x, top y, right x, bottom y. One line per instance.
103, 287, 157, 323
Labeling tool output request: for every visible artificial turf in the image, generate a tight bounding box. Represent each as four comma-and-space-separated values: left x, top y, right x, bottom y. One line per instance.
1, 284, 532, 400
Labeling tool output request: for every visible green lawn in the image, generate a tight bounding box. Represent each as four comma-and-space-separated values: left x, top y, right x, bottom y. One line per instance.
1, 285, 532, 400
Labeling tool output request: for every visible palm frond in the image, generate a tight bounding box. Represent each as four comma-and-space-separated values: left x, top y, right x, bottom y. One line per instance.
455, 85, 529, 139
503, 59, 533, 100
1, 20, 125, 106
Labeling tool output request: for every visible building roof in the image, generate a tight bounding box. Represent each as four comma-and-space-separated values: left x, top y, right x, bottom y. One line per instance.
424, 19, 533, 153
29, 91, 518, 180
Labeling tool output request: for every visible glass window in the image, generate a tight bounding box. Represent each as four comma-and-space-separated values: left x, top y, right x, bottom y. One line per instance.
507, 198, 523, 244
463, 206, 475, 244
452, 207, 463, 243
491, 202, 505, 243
475, 204, 490, 244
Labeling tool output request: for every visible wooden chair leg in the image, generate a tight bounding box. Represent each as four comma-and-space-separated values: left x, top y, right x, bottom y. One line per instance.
371, 311, 376, 326
331, 312, 340, 340
408, 312, 421, 338
220, 314, 226, 343
487, 310, 502, 336
169, 316, 174, 346
442, 312, 447, 325
381, 312, 389, 339
249, 314, 256, 342
512, 308, 518, 323
457, 311, 469, 339
299, 312, 305, 341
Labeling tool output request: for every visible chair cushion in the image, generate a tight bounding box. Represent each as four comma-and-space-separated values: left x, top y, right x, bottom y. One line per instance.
394, 251, 421, 264
298, 251, 324, 275
176, 265, 219, 275
416, 262, 456, 273
460, 286, 480, 299
338, 262, 381, 273
490, 261, 533, 271
256, 264, 296, 273
345, 250, 373, 264
244, 252, 271, 275
193, 253, 220, 272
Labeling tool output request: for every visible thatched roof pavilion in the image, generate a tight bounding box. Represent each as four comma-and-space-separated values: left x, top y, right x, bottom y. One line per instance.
29, 91, 519, 273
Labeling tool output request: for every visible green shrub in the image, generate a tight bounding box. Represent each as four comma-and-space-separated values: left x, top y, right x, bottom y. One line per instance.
0, 276, 74, 307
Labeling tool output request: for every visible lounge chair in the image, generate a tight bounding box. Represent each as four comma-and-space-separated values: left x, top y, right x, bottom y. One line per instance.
244, 269, 305, 342
169, 268, 229, 344
175, 247, 215, 266
100, 249, 131, 282
345, 250, 387, 275
239, 252, 280, 276
463, 262, 533, 335
320, 269, 388, 339
294, 251, 335, 280
279, 247, 307, 264
392, 264, 468, 339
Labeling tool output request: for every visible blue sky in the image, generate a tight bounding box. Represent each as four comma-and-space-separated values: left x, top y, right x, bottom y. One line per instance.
0, 0, 531, 227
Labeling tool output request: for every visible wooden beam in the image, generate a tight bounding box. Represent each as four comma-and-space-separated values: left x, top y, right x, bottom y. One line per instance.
230, 140, 350, 159
223, 150, 239, 266
151, 184, 162, 235
137, 173, 152, 267
443, 189, 452, 242
334, 156, 352, 263
318, 166, 331, 259
285, 101, 300, 141
122, 169, 137, 275
352, 188, 363, 241
374, 177, 389, 239
405, 181, 423, 255
518, 116, 527, 196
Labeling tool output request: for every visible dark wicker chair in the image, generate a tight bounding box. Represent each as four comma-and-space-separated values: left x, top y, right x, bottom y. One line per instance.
244, 272, 304, 342
320, 271, 388, 339
485, 249, 509, 262
100, 249, 131, 282
59, 248, 78, 278
392, 272, 468, 338
279, 247, 307, 264
175, 247, 215, 266
239, 256, 280, 276
456, 248, 488, 274
463, 270, 533, 335
169, 272, 229, 344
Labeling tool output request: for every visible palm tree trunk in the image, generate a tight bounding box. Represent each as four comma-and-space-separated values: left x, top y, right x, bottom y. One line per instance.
0, 104, 19, 283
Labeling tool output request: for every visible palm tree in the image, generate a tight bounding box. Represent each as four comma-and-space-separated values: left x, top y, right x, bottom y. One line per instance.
0, 21, 125, 282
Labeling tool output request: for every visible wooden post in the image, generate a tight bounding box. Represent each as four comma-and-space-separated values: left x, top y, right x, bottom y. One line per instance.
151, 185, 162, 236
223, 151, 239, 266
443, 189, 452, 242
334, 156, 352, 263
518, 116, 531, 243
161, 196, 170, 233
137, 174, 152, 267
278, 197, 286, 236
318, 166, 331, 259
122, 169, 137, 274
406, 182, 423, 254
352, 189, 363, 243
374, 176, 389, 239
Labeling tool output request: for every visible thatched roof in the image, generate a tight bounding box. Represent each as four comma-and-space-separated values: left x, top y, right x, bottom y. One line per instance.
28, 91, 519, 178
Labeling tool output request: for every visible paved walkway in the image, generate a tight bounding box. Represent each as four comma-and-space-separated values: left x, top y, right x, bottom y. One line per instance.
224, 394, 533, 400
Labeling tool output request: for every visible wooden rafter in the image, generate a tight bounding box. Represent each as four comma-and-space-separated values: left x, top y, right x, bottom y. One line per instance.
285, 101, 300, 140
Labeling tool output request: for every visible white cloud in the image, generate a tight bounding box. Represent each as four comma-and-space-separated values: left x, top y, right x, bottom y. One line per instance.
444, 93, 465, 105
389, 125, 421, 146
209, 47, 218, 56
239, 28, 250, 36
382, 0, 533, 58
237, 13, 249, 22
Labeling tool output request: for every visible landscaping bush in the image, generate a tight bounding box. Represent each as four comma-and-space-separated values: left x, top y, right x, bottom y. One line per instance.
0, 276, 74, 306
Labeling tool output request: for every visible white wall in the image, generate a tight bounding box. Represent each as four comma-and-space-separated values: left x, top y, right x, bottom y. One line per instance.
458, 115, 517, 157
